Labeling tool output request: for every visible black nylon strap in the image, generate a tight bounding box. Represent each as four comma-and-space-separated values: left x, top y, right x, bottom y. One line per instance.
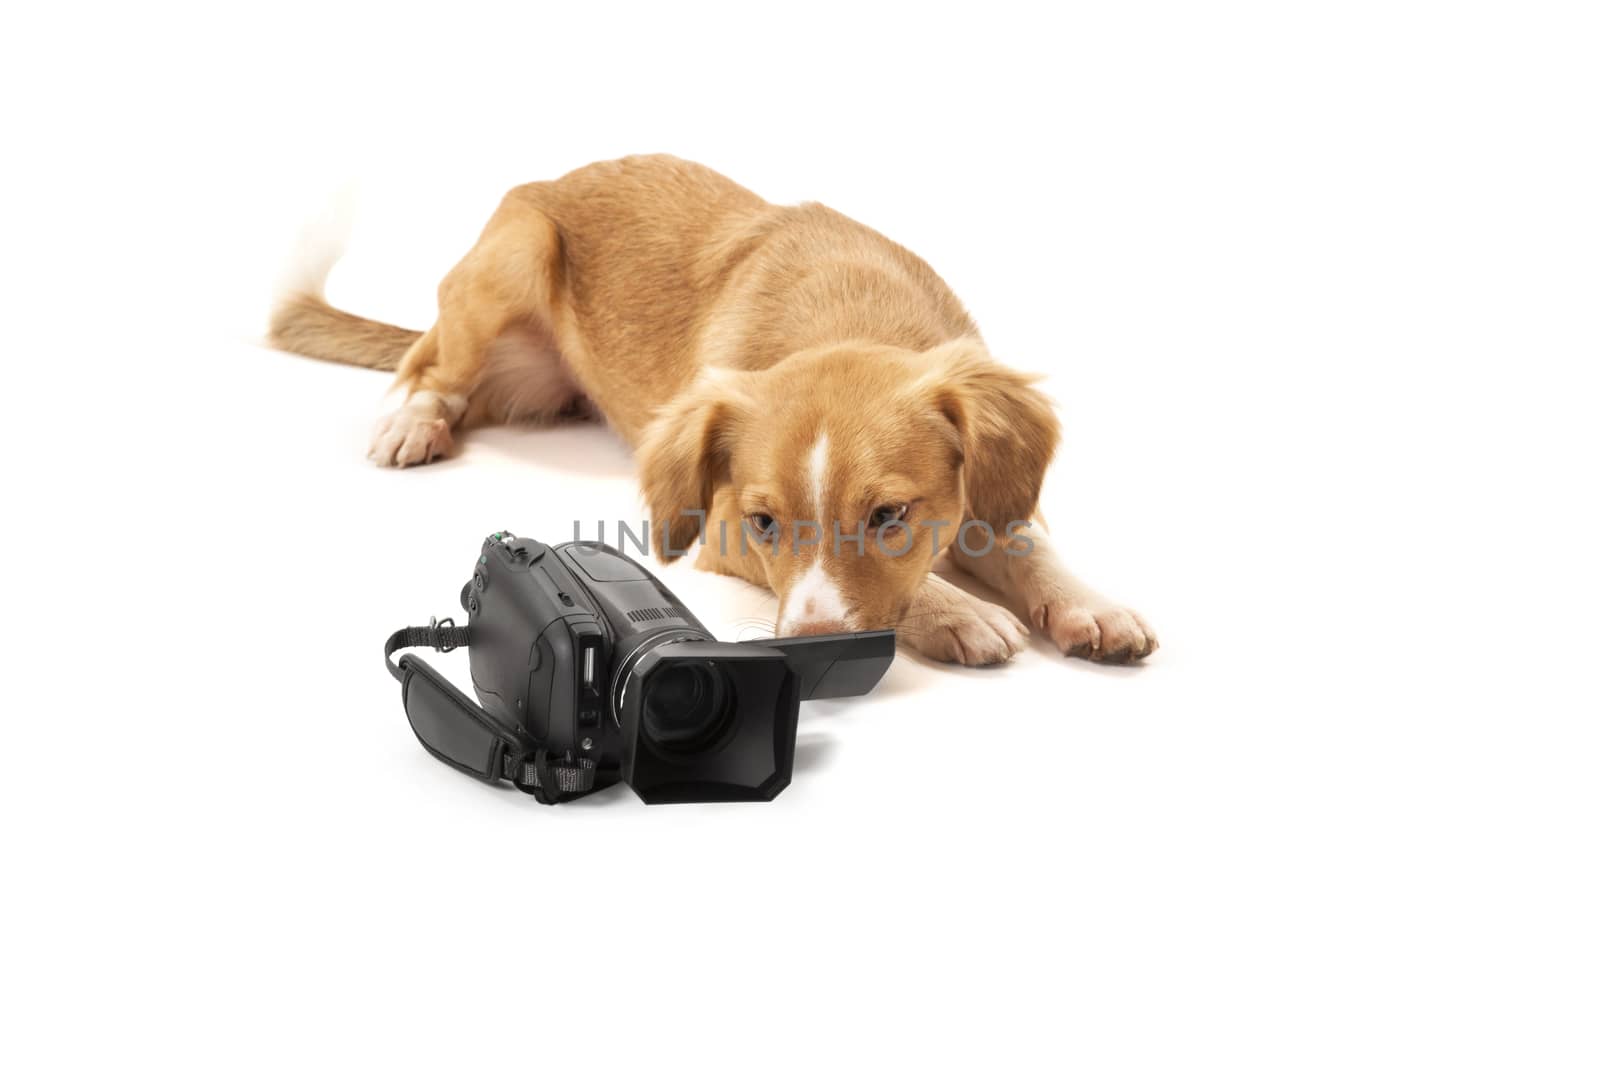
386, 619, 594, 803
505, 751, 599, 796
385, 619, 471, 680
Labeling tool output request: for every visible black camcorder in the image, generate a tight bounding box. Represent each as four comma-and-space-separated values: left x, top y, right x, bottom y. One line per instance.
384, 532, 895, 804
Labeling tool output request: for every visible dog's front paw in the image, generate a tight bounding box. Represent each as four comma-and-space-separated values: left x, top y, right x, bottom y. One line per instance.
902, 597, 1030, 666
1034, 599, 1157, 664
368, 406, 454, 467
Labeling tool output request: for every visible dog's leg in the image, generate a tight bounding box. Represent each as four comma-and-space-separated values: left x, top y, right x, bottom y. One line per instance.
369, 328, 458, 466
950, 522, 1158, 663
369, 194, 568, 467
896, 573, 1030, 666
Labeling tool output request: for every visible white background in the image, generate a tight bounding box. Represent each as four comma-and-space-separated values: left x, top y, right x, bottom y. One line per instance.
3, 2, 1597, 1063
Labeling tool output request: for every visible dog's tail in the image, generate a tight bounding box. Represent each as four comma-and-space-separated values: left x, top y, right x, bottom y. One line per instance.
266, 188, 421, 372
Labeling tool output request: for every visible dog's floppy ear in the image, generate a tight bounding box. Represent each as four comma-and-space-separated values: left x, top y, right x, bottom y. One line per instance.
636, 374, 747, 563
921, 338, 1061, 531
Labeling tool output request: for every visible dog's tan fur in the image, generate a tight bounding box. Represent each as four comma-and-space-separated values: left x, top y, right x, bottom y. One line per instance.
270, 155, 1155, 664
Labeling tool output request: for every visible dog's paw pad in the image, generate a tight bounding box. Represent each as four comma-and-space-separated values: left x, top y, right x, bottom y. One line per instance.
369, 408, 454, 467
1034, 601, 1157, 664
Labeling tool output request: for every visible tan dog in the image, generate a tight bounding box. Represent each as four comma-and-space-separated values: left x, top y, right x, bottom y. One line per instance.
270, 155, 1156, 666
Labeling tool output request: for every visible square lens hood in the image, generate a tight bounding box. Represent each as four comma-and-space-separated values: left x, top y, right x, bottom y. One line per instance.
619, 642, 800, 804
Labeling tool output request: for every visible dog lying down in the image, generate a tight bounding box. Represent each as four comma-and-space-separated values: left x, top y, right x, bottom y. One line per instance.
269, 155, 1156, 666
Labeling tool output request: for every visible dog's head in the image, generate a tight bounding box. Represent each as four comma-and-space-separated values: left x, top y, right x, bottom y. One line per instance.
637, 339, 1059, 636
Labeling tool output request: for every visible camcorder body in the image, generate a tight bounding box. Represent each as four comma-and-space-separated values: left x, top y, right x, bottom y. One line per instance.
389, 533, 894, 804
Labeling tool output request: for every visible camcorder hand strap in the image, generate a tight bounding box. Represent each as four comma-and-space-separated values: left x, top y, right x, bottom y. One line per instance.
384, 619, 597, 804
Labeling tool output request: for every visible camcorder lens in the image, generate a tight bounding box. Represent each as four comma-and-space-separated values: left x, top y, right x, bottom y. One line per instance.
642, 663, 731, 754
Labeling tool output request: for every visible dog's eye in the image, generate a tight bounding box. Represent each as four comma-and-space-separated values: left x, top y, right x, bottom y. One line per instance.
746, 512, 777, 534
868, 504, 908, 528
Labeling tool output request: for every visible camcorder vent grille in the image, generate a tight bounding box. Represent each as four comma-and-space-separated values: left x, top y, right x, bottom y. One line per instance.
626, 607, 682, 624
